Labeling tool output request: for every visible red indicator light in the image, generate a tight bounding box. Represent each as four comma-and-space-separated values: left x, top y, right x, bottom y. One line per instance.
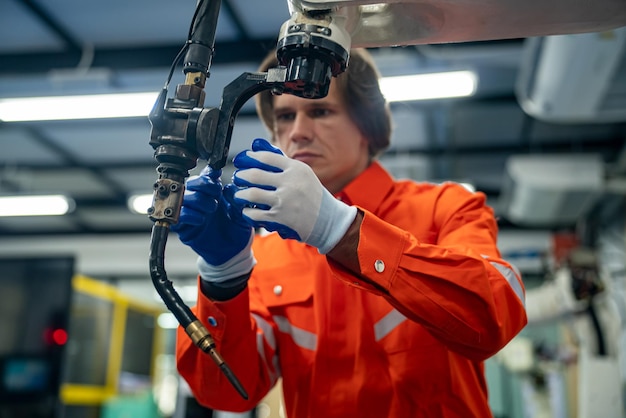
44, 327, 68, 346
52, 329, 68, 345
50, 328, 68, 345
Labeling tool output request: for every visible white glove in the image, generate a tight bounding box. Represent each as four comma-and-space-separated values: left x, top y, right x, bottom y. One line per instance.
231, 138, 357, 254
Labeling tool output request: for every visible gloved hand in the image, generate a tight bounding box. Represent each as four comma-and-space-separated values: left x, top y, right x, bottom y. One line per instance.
171, 167, 255, 285
231, 138, 357, 254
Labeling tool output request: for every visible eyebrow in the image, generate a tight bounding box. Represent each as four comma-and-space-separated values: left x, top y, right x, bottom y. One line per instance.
273, 100, 339, 114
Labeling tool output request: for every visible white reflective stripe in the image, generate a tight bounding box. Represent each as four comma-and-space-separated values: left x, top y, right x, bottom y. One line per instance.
511, 262, 521, 280
255, 331, 280, 384
374, 308, 407, 341
251, 313, 280, 384
273, 315, 317, 351
252, 313, 276, 350
492, 262, 525, 307
482, 255, 526, 307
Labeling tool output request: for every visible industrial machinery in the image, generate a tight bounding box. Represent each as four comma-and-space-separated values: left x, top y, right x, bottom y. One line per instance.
147, 0, 626, 400
516, 25, 626, 124
0, 256, 74, 418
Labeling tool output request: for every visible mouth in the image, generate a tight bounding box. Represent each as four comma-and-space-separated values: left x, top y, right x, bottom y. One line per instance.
291, 152, 320, 163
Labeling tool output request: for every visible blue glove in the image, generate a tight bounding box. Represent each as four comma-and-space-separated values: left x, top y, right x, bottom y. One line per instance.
172, 167, 255, 284
231, 138, 357, 254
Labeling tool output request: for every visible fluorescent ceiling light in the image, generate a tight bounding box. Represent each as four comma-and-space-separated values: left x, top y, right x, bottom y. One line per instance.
0, 195, 74, 217
0, 92, 159, 122
158, 313, 180, 329
0, 70, 476, 122
128, 193, 154, 215
379, 70, 478, 102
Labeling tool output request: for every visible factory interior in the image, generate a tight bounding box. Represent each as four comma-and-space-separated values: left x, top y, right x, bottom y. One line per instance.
1, 0, 626, 417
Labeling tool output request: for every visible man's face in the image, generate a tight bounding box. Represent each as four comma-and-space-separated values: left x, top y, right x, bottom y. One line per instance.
271, 81, 370, 194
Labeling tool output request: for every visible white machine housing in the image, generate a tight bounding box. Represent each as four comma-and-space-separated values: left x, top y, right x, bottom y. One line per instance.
516, 27, 626, 123
287, 0, 626, 47
499, 154, 605, 227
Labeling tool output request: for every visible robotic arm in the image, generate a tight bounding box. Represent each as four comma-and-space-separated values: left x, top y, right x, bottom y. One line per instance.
275, 0, 626, 99
284, 0, 626, 48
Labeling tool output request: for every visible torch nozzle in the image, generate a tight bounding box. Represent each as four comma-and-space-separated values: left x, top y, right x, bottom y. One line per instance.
185, 320, 249, 400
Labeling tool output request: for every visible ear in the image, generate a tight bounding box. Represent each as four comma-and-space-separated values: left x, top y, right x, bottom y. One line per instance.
360, 133, 372, 156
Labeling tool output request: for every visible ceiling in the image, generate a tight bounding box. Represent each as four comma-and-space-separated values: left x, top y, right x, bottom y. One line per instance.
1, 0, 626, 237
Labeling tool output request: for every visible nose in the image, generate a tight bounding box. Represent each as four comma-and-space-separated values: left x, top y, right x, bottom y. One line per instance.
288, 112, 314, 144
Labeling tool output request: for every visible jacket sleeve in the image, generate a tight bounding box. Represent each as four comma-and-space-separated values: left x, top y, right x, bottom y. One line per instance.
328, 183, 527, 361
175, 279, 278, 412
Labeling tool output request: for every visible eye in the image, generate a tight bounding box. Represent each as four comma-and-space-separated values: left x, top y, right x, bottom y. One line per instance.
275, 112, 295, 122
310, 108, 331, 118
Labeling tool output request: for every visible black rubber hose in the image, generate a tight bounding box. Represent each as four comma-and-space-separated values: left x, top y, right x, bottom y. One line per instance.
149, 223, 196, 327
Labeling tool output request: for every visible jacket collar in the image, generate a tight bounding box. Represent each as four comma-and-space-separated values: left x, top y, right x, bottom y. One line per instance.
335, 161, 394, 214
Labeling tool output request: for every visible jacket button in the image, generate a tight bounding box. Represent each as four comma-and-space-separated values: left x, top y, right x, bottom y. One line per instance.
273, 285, 283, 296
374, 260, 385, 273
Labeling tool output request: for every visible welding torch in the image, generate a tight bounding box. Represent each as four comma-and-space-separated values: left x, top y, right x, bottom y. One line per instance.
147, 0, 351, 400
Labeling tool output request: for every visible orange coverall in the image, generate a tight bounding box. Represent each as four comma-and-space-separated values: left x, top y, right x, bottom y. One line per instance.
177, 161, 527, 417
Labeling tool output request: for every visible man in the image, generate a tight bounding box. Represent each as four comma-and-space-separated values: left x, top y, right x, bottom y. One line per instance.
173, 48, 527, 417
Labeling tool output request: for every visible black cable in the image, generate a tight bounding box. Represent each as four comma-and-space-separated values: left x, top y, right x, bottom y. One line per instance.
586, 301, 607, 356
164, 0, 207, 90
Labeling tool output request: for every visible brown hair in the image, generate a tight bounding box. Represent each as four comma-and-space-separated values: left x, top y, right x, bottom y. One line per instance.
255, 48, 392, 158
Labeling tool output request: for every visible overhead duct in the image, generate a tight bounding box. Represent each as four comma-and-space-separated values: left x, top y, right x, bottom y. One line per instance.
499, 154, 605, 227
516, 27, 626, 123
